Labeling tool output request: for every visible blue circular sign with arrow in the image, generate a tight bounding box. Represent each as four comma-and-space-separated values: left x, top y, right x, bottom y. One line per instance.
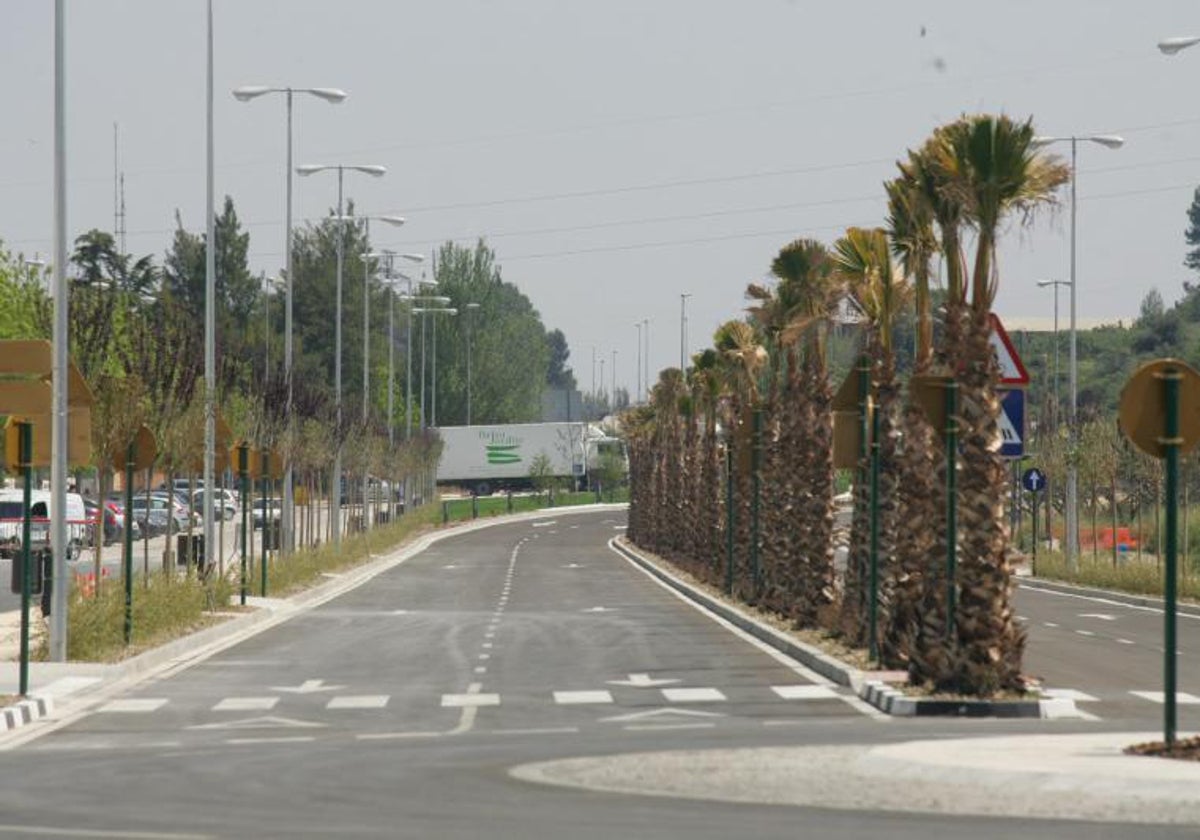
1021, 467, 1046, 494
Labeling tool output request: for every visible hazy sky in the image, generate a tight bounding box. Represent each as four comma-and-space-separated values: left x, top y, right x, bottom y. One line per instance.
5, 1, 1200, 398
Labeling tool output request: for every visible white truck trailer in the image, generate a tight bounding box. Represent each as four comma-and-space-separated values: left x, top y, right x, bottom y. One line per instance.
433, 423, 589, 496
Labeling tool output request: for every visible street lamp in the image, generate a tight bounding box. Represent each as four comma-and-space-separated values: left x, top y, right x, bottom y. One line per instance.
295, 163, 386, 548
465, 302, 481, 425
233, 83, 346, 556
413, 306, 457, 428
1030, 133, 1124, 570
1036, 279, 1069, 430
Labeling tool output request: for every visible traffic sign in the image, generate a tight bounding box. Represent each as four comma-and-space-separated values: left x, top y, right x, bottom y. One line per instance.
1021, 467, 1046, 493
999, 389, 1024, 459
1119, 359, 1200, 458
989, 313, 1030, 386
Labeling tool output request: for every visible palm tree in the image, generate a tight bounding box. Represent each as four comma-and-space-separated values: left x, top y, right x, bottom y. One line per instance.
834, 227, 908, 650
689, 349, 725, 584
940, 114, 1069, 694
882, 169, 942, 671
760, 239, 843, 626
714, 320, 767, 601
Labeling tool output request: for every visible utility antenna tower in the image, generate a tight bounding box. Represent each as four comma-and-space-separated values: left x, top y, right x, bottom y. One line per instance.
113, 122, 127, 252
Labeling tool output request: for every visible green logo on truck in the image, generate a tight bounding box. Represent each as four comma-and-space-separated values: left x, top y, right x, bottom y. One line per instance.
486, 444, 521, 464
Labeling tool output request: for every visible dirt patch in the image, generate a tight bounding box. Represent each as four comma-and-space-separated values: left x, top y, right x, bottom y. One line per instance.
1126, 736, 1200, 761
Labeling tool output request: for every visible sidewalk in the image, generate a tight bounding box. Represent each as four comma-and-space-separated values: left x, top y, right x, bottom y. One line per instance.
512, 730, 1200, 825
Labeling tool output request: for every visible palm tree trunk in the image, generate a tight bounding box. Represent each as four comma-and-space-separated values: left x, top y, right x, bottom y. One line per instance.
949, 309, 1025, 695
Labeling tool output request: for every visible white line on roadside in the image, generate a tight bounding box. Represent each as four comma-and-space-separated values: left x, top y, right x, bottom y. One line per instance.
224, 736, 315, 745
1020, 582, 1200, 621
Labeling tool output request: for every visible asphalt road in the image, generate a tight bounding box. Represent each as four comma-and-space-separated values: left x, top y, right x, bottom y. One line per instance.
0, 512, 1195, 838
1018, 580, 1200, 725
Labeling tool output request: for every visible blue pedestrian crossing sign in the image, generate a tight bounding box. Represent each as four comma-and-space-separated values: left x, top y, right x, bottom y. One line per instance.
1021, 467, 1046, 494
999, 389, 1025, 459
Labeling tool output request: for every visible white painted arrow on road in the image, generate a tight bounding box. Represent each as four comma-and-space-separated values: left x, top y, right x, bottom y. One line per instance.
188, 716, 326, 731
599, 707, 723, 723
606, 673, 681, 688
271, 679, 346, 694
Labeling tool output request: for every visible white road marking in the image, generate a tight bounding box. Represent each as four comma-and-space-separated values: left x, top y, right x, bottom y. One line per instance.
327, 695, 389, 710
562, 563, 585, 568
188, 715, 325, 731
474, 667, 487, 674
1130, 691, 1200, 704
1075, 630, 1096, 637
391, 610, 408, 615
482, 642, 493, 649
488, 726, 580, 735
772, 685, 840, 700
1042, 688, 1099, 702
213, 697, 278, 712
272, 679, 345, 694
607, 673, 680, 688
553, 690, 614, 705
1079, 613, 1117, 621
583, 606, 614, 613
1117, 638, 1135, 645
479, 653, 491, 660
613, 525, 627, 530
224, 736, 315, 745
661, 687, 726, 703
441, 692, 501, 708
96, 698, 168, 713
600, 707, 724, 723
532, 521, 557, 528
1020, 582, 1200, 621
612, 541, 886, 721
624, 722, 715, 732
1043, 622, 1059, 628
357, 731, 442, 740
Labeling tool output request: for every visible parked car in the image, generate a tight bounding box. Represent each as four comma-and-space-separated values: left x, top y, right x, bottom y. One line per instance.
128, 493, 195, 537
0, 490, 87, 560
191, 489, 238, 522
251, 497, 283, 531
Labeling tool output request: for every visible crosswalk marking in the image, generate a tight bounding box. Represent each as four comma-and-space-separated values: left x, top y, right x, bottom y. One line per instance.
327, 695, 389, 710
441, 693, 501, 708
1130, 691, 1200, 705
1041, 688, 1099, 702
772, 685, 839, 700
97, 698, 168, 713
661, 687, 725, 703
553, 690, 614, 705
213, 697, 278, 712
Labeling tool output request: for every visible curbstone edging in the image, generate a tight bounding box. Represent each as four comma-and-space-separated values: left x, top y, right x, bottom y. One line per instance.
612, 538, 1078, 719
1021, 577, 1200, 618
0, 695, 51, 732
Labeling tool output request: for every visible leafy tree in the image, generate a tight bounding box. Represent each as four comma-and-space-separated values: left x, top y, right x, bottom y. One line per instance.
545, 329, 576, 389
1185, 186, 1200, 275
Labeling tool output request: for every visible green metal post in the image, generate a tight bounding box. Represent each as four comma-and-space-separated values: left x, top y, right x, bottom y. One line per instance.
725, 444, 734, 596
17, 422, 32, 696
751, 407, 762, 599
946, 380, 959, 640
1031, 491, 1039, 578
869, 397, 881, 665
238, 445, 248, 606
442, 500, 449, 524
261, 450, 269, 597
1164, 368, 1181, 747
123, 442, 134, 645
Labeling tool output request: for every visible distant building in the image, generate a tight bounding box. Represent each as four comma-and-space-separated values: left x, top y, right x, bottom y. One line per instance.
541, 389, 585, 422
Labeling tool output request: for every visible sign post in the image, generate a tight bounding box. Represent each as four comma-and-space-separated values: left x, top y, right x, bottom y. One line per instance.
1022, 467, 1047, 575
1118, 358, 1200, 748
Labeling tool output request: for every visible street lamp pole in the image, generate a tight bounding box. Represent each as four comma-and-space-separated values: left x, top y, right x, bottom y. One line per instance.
49, 0, 68, 658
466, 302, 480, 424
1031, 133, 1124, 570
296, 163, 386, 548
1036, 279, 1068, 429
233, 84, 346, 556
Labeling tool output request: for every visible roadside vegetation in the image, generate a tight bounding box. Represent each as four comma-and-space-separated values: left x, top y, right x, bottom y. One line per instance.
440, 488, 629, 523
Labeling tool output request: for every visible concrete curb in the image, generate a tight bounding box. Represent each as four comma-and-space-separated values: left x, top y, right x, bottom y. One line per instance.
0, 695, 51, 732
612, 538, 1076, 719
1021, 576, 1200, 618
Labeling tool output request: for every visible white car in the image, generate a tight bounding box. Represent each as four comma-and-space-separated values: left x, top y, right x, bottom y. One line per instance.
191, 489, 238, 522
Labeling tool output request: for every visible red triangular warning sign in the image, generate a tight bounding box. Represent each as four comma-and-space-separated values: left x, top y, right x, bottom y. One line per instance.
988, 313, 1029, 386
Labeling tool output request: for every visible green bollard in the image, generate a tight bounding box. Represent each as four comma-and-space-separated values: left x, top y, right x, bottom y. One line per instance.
472, 495, 478, 519
442, 500, 449, 524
